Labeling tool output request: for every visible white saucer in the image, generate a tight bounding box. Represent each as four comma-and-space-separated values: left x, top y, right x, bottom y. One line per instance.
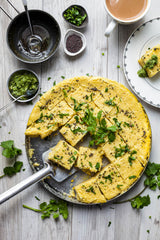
123, 17, 160, 108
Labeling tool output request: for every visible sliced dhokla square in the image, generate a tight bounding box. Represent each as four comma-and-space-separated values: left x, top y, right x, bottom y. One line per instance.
49, 100, 74, 127
48, 140, 78, 170
74, 176, 106, 204
101, 133, 125, 163
60, 115, 87, 146
25, 119, 58, 139
76, 147, 103, 174
113, 154, 143, 187
97, 164, 127, 200
138, 44, 160, 78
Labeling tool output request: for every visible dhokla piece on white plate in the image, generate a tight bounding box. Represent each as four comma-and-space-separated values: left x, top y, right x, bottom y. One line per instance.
74, 176, 106, 204
138, 44, 160, 78
48, 140, 78, 170
76, 146, 103, 174
97, 164, 127, 200
60, 115, 87, 146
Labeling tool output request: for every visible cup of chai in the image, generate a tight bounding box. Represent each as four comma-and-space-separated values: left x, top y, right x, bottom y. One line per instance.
104, 0, 151, 37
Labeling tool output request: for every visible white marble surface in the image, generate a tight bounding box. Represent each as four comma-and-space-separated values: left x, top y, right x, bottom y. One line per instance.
0, 0, 160, 239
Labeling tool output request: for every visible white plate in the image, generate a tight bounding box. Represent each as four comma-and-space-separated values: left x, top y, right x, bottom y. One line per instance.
123, 17, 160, 108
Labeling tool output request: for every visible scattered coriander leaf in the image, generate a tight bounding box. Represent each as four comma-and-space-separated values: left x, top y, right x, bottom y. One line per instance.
23, 199, 68, 220
48, 77, 51, 81
108, 221, 111, 227
131, 195, 150, 209
61, 76, 65, 79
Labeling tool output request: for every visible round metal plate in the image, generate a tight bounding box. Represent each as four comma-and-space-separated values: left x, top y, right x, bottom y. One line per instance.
25, 129, 150, 205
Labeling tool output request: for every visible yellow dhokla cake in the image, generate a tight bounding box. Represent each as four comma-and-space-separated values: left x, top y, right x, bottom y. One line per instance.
76, 146, 103, 174
48, 140, 78, 170
25, 76, 151, 204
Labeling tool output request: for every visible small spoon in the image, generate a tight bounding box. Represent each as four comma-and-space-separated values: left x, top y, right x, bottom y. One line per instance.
0, 89, 37, 112
22, 0, 42, 55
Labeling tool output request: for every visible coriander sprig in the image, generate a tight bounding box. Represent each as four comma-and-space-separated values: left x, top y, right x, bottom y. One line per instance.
115, 162, 160, 209
0, 140, 23, 178
23, 199, 68, 220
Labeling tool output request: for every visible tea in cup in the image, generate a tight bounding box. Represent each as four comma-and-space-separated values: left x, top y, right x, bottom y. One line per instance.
104, 0, 151, 37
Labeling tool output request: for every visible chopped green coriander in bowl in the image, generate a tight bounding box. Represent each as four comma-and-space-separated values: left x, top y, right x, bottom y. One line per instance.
7, 69, 40, 103
62, 5, 88, 28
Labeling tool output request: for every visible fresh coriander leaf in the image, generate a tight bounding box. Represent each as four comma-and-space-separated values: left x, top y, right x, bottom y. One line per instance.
53, 81, 56, 86
117, 65, 120, 68
23, 199, 68, 221
61, 76, 65, 79
102, 53, 104, 56
108, 221, 111, 227
105, 87, 108, 92
131, 195, 150, 209
48, 77, 51, 81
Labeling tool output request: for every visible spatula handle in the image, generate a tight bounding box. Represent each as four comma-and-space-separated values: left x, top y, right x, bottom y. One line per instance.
0, 163, 52, 204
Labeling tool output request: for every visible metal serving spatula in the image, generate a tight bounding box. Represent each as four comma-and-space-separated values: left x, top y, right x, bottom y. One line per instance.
0, 148, 77, 204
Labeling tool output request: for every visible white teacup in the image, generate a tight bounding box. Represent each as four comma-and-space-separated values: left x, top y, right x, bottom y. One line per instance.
104, 0, 151, 37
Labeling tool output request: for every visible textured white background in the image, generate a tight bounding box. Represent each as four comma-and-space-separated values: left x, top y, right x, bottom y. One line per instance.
0, 0, 160, 240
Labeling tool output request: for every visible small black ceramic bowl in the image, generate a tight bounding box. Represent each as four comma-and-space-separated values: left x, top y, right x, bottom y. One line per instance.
62, 5, 88, 29
7, 69, 40, 103
7, 10, 61, 64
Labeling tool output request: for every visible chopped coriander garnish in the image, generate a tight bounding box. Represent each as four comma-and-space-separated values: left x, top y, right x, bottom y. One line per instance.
62, 89, 67, 97
149, 216, 151, 219
129, 175, 136, 179
53, 81, 56, 86
71, 127, 86, 134
147, 230, 150, 234
23, 199, 68, 220
48, 77, 51, 81
117, 65, 120, 68
74, 115, 79, 123
128, 150, 137, 166
105, 87, 108, 92
86, 186, 96, 194
95, 162, 100, 171
86, 73, 90, 76
63, 6, 87, 27
102, 52, 104, 56
115, 144, 130, 158
105, 98, 119, 113
61, 76, 65, 79
103, 174, 112, 183
54, 155, 63, 160
117, 184, 123, 189
158, 195, 160, 199
89, 162, 93, 168
58, 113, 69, 119
71, 97, 86, 112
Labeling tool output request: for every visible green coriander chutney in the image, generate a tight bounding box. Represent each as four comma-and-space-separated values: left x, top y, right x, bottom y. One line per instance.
9, 70, 39, 99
